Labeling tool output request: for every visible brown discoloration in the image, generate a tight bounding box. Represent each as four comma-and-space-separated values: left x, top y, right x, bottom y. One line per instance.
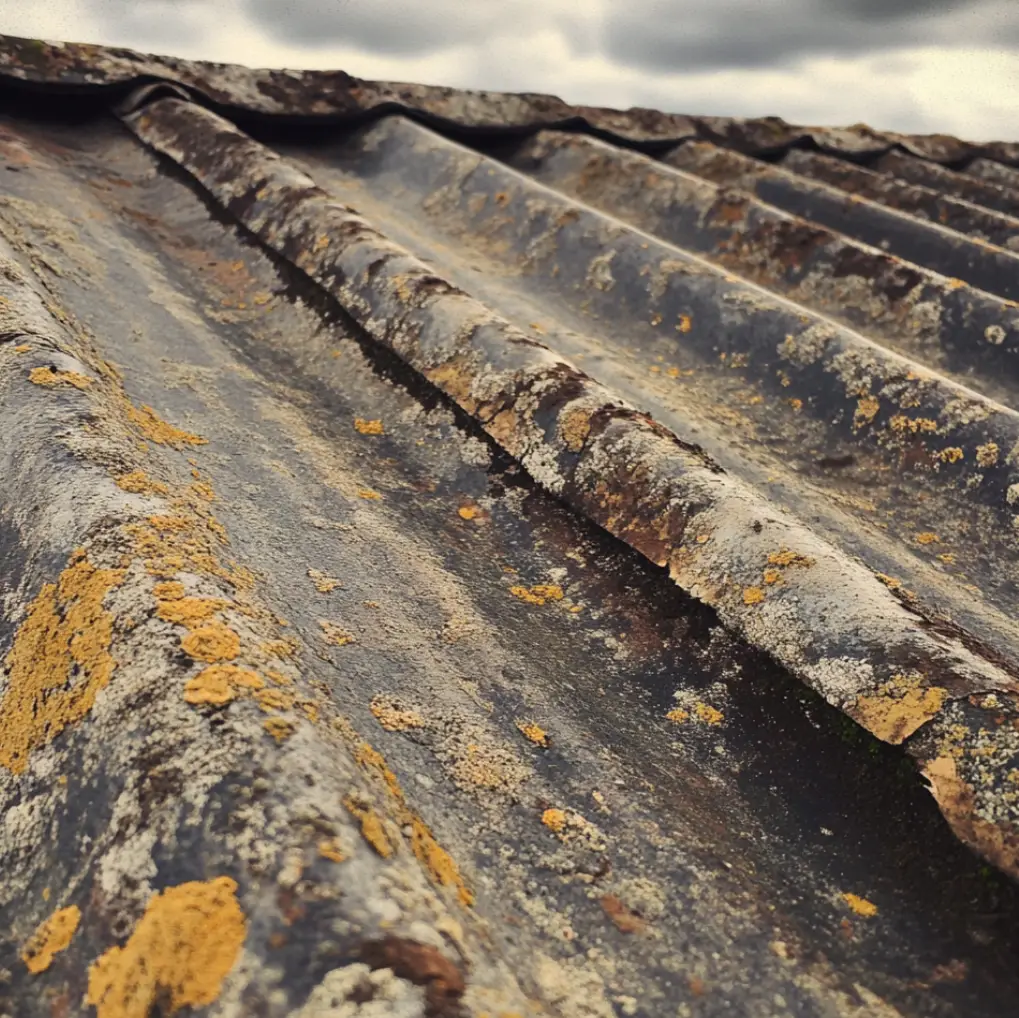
86, 877, 246, 1018
601, 895, 647, 934
21, 905, 81, 974
360, 936, 466, 1016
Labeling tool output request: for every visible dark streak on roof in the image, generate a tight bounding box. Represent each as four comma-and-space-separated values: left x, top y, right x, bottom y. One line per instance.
3, 32, 1019, 1018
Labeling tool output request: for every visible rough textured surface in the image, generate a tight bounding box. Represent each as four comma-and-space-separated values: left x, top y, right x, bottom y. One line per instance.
5, 34, 1019, 1018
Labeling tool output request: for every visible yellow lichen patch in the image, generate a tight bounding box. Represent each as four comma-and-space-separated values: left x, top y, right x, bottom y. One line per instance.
666, 708, 689, 724
115, 470, 169, 495
560, 408, 592, 452
370, 695, 424, 732
152, 581, 185, 601
86, 877, 245, 1018
516, 720, 549, 747
353, 417, 384, 435
874, 572, 902, 590
510, 584, 565, 606
842, 893, 878, 918
126, 402, 206, 448
14, 343, 32, 353
157, 597, 228, 627
767, 549, 814, 569
318, 838, 346, 863
457, 504, 483, 521
180, 621, 240, 663
541, 808, 567, 833
939, 447, 964, 464
853, 396, 880, 429
255, 688, 294, 712
263, 717, 296, 744
28, 366, 92, 390
938, 552, 957, 565
975, 442, 1000, 468
357, 488, 382, 501
915, 532, 940, 545
676, 314, 692, 333
261, 638, 298, 660
307, 568, 340, 593
320, 620, 355, 647
743, 586, 765, 605
184, 665, 263, 707
888, 415, 937, 435
0, 552, 126, 774
762, 568, 782, 585
21, 905, 81, 974
347, 737, 474, 905
694, 703, 723, 726
343, 796, 394, 858
850, 675, 947, 744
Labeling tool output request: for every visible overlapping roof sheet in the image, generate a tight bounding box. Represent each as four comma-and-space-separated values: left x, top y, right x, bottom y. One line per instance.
3, 33, 1019, 1018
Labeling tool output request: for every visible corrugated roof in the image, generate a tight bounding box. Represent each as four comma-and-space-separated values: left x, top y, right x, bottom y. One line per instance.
3, 32, 1019, 1018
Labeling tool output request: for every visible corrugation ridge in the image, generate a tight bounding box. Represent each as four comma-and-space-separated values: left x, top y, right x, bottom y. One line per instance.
873, 150, 1019, 220
120, 95, 1019, 880
778, 148, 1019, 254
967, 157, 1019, 192
666, 140, 1019, 304
1, 32, 1018, 169
501, 127, 1019, 395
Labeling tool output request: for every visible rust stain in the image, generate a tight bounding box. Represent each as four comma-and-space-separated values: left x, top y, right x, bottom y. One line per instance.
86, 877, 246, 1018
21, 905, 81, 974
0, 550, 125, 774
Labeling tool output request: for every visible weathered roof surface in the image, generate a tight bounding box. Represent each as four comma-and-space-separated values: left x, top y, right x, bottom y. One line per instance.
4, 33, 1019, 1018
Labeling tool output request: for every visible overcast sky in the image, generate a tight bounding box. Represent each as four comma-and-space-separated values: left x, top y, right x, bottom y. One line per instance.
1, 0, 1018, 139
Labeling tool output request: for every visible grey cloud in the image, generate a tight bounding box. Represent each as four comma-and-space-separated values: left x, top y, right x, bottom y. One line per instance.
602, 0, 1018, 74
83, 0, 209, 48
241, 0, 572, 56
